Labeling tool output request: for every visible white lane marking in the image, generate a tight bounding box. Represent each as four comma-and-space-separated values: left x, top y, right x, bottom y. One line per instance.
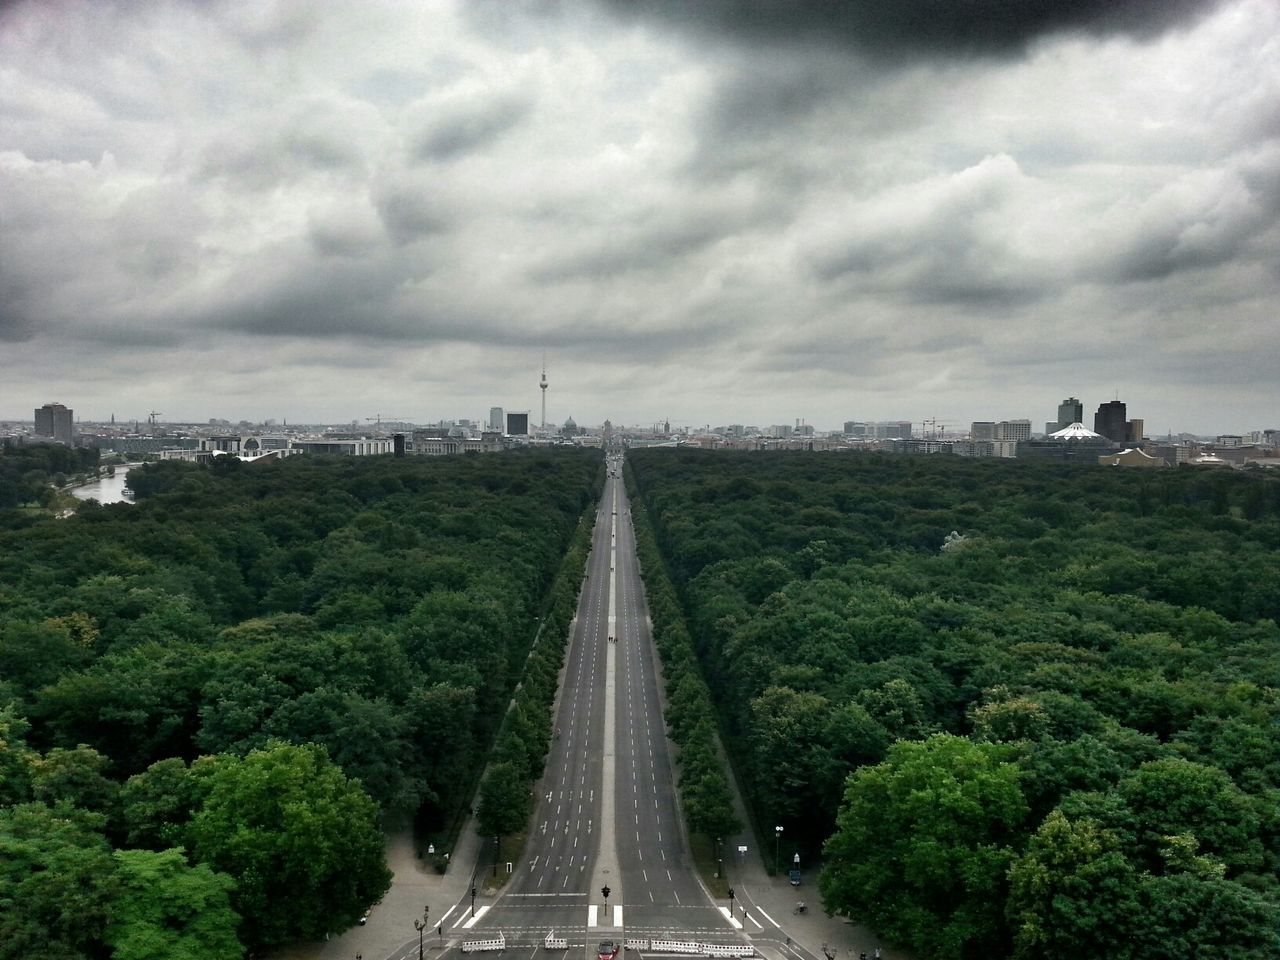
748, 914, 763, 930
462, 906, 490, 928
614, 906, 623, 927
587, 905, 598, 927
718, 907, 743, 930
440, 905, 457, 924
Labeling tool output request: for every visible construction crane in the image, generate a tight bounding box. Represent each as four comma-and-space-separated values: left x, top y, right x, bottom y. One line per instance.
920, 418, 955, 440
365, 415, 411, 433
147, 412, 162, 434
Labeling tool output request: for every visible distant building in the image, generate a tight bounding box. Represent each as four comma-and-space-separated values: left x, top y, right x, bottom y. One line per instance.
489, 407, 504, 432
1125, 419, 1145, 443
994, 420, 1032, 442
1094, 400, 1128, 443
1057, 397, 1083, 431
843, 421, 912, 439
970, 421, 997, 441
1215, 435, 1244, 447
506, 412, 529, 436
35, 403, 74, 444
954, 439, 1017, 458
290, 437, 391, 456
1099, 448, 1166, 468
409, 429, 462, 456
1019, 422, 1114, 462
1187, 452, 1231, 468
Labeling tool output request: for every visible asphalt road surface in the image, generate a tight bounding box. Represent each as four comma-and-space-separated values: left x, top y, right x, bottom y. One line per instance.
424, 467, 743, 959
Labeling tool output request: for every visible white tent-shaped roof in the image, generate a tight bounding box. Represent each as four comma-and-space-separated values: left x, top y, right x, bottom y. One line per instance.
1049, 421, 1103, 440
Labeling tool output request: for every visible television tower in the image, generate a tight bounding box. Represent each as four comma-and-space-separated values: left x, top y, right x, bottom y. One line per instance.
540, 356, 548, 430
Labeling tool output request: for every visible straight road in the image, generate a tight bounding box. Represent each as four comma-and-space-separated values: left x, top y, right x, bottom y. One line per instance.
426, 462, 755, 956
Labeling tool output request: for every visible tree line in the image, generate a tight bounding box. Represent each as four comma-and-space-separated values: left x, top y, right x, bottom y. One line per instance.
626, 449, 1280, 960
0, 449, 603, 958
0, 440, 100, 509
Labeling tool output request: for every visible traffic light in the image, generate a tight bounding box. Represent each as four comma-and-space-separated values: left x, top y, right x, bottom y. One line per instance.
602, 885, 611, 900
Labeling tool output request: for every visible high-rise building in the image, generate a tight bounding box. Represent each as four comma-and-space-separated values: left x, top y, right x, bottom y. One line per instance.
34, 403, 74, 443
1057, 397, 1083, 429
489, 407, 504, 432
1094, 400, 1127, 443
1126, 419, 1145, 443
994, 419, 1032, 442
506, 411, 529, 436
971, 421, 996, 441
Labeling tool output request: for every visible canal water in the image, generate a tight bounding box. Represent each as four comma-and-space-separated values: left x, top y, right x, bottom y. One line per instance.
68, 464, 140, 505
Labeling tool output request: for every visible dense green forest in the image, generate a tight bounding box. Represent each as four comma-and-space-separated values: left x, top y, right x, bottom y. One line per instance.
0, 440, 100, 509
627, 449, 1280, 960
0, 450, 602, 958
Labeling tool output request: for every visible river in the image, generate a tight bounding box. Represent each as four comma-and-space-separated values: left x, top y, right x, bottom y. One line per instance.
68, 464, 140, 505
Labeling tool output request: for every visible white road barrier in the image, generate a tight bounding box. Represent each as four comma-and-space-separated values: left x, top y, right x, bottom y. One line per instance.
649, 940, 701, 954
544, 933, 568, 950
647, 941, 754, 958
461, 933, 506, 953
701, 945, 755, 958
624, 939, 650, 951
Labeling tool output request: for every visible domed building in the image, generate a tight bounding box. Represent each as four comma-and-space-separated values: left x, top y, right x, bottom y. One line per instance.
1019, 422, 1117, 462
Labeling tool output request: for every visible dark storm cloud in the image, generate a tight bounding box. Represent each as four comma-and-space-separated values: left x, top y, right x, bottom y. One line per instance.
592, 0, 1222, 57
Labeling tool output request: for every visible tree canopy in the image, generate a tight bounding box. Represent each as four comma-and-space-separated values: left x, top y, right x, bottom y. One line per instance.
0, 449, 603, 955
627, 448, 1280, 959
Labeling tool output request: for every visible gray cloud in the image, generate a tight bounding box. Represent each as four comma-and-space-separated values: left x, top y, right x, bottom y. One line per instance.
0, 0, 1277, 432
412, 93, 532, 162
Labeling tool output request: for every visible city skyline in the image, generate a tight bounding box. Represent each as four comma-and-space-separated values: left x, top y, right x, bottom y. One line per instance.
2, 0, 1277, 433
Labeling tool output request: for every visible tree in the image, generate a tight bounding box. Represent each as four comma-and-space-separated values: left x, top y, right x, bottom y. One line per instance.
820, 735, 1028, 960
0, 706, 35, 805
1006, 809, 1140, 959
0, 803, 118, 959
29, 744, 119, 817
185, 741, 390, 951
477, 760, 533, 839
120, 757, 199, 850
106, 848, 242, 960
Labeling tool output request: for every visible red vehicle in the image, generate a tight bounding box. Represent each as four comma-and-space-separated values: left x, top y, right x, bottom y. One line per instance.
598, 942, 620, 960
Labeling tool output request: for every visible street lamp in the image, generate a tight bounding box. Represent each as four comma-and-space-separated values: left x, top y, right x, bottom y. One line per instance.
414, 906, 429, 960
728, 887, 735, 918
774, 825, 783, 876
716, 836, 723, 879
471, 885, 477, 918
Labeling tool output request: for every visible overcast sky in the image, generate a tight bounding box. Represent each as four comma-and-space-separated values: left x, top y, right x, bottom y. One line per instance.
2, 0, 1277, 434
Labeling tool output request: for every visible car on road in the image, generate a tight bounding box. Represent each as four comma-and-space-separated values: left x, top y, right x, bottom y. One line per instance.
599, 941, 619, 960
